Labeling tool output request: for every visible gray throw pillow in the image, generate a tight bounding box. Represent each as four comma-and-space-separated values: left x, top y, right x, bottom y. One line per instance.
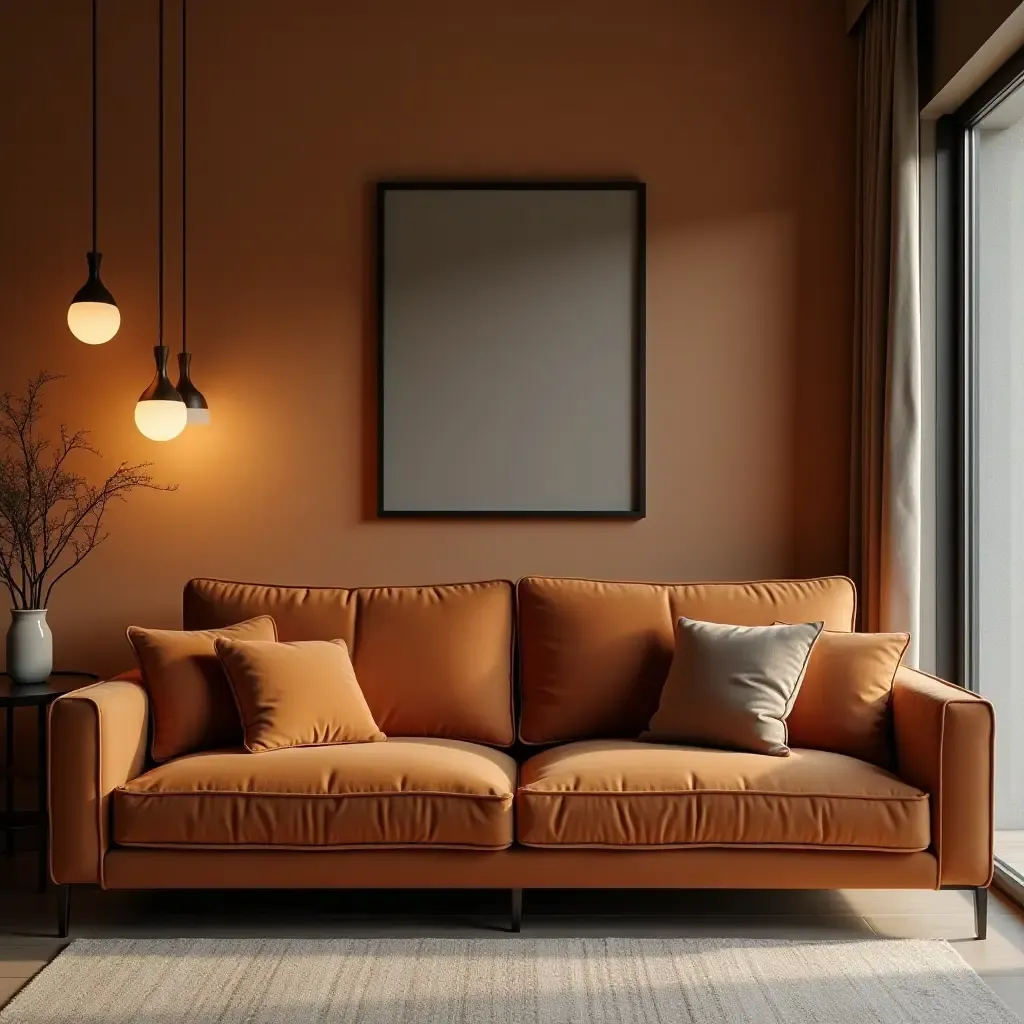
639, 617, 824, 756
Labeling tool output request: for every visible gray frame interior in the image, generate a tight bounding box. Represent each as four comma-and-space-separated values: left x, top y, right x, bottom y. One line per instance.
377, 182, 645, 517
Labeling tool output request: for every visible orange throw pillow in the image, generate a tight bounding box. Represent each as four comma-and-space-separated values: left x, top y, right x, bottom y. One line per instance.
785, 629, 910, 768
127, 616, 278, 762
215, 637, 385, 753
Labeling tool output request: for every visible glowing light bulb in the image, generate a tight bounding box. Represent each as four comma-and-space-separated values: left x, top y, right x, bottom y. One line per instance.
134, 399, 187, 441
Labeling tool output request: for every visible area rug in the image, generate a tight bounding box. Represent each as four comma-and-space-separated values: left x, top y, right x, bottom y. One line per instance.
0, 937, 1018, 1023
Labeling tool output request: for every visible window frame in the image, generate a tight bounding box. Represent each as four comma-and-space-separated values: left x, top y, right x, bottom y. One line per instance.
939, 43, 1024, 898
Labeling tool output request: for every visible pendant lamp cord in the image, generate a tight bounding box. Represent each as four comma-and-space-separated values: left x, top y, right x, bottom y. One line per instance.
181, 0, 187, 355
91, 0, 98, 252
157, 0, 164, 348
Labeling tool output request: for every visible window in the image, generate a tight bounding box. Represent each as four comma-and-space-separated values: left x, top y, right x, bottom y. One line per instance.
955, 59, 1024, 887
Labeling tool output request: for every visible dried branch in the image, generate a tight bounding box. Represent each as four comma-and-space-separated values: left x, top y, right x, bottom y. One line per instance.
0, 372, 176, 609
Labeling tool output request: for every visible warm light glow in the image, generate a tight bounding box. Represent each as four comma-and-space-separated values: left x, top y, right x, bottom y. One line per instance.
67, 301, 120, 344
134, 399, 187, 441
186, 406, 210, 426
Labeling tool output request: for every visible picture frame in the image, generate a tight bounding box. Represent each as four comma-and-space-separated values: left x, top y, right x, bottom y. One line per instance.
376, 179, 645, 518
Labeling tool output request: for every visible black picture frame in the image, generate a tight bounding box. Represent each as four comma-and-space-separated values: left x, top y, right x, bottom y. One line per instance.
375, 179, 646, 519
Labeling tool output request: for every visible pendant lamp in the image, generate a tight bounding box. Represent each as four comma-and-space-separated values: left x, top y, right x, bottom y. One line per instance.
68, 0, 120, 344
173, 0, 209, 426
135, 0, 186, 442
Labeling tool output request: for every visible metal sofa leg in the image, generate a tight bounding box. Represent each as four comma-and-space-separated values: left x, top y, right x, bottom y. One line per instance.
57, 885, 70, 939
975, 886, 988, 940
511, 888, 522, 933
941, 884, 990, 939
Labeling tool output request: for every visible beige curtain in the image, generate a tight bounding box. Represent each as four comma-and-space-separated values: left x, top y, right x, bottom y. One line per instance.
850, 0, 921, 656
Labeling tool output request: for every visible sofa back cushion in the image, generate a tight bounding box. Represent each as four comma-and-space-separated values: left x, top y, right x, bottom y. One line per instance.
184, 578, 514, 746
516, 576, 857, 745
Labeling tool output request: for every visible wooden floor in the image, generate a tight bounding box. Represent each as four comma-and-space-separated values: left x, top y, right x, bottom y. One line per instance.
3, 852, 1024, 1016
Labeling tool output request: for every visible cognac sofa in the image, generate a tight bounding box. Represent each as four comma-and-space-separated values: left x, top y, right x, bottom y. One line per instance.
48, 575, 994, 937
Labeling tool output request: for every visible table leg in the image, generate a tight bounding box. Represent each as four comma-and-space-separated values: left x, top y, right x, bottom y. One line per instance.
37, 703, 48, 892
4, 706, 13, 859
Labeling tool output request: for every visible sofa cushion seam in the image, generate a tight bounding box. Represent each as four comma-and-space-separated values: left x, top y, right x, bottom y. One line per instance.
112, 840, 513, 851
517, 788, 927, 802
116, 788, 514, 802
514, 839, 930, 852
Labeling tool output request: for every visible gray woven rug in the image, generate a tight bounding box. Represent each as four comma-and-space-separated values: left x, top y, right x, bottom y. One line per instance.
0, 937, 1017, 1023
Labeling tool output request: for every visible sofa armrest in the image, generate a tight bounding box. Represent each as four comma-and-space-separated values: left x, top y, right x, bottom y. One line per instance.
49, 671, 149, 886
892, 666, 994, 887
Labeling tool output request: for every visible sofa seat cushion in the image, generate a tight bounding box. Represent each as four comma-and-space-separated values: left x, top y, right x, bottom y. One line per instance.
113, 739, 516, 850
517, 740, 929, 851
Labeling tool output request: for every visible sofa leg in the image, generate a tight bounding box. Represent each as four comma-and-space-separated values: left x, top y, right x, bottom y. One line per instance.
57, 885, 70, 939
511, 888, 522, 933
975, 886, 988, 940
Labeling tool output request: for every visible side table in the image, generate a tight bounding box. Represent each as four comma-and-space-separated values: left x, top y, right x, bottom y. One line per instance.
1, 672, 99, 892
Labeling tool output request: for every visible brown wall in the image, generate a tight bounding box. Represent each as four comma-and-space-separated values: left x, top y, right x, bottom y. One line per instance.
0, 0, 855, 678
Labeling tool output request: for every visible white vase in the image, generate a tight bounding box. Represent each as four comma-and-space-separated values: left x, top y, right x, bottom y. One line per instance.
6, 609, 53, 685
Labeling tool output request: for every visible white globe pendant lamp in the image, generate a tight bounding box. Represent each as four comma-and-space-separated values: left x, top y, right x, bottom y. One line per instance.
68, 254, 119, 345
68, 0, 120, 344
135, 0, 185, 442
135, 346, 188, 442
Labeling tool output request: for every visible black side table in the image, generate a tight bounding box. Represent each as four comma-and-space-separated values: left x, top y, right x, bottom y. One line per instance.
1, 672, 98, 892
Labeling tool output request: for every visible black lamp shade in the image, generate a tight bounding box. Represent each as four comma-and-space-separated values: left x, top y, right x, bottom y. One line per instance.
71, 252, 116, 305
138, 345, 182, 402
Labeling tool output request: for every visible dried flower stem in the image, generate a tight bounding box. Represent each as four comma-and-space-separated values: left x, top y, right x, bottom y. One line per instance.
0, 372, 175, 609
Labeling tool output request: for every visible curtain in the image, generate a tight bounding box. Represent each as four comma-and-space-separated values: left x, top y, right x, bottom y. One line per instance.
850, 0, 921, 659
